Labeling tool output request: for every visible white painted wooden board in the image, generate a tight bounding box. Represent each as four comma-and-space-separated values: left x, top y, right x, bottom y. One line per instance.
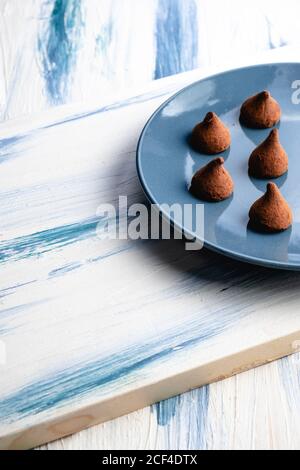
1, 49, 300, 450
40, 357, 300, 450
1, 0, 300, 451
1, 0, 300, 120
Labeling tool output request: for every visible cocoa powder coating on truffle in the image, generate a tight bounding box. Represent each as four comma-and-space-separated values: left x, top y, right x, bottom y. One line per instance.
248, 129, 288, 179
249, 182, 293, 232
240, 91, 281, 129
190, 157, 234, 202
191, 112, 231, 154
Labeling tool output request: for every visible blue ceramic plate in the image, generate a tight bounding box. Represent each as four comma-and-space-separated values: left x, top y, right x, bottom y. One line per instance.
137, 63, 300, 270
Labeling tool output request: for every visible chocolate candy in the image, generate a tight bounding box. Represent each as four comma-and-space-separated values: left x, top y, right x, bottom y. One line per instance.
240, 91, 281, 129
190, 157, 234, 202
248, 129, 288, 179
191, 112, 231, 154
249, 182, 292, 232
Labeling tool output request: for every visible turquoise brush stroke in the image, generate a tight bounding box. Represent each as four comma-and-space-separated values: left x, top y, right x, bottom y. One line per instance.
188, 386, 209, 449
38, 0, 83, 104
0, 136, 26, 164
278, 356, 300, 410
96, 20, 113, 54
155, 0, 198, 79
0, 305, 240, 423
0, 205, 139, 266
265, 17, 288, 49
0, 215, 132, 265
0, 87, 172, 164
0, 300, 46, 336
152, 395, 181, 426
0, 256, 295, 423
0, 255, 284, 423
48, 261, 83, 278
152, 386, 209, 449
0, 217, 100, 264
0, 280, 37, 300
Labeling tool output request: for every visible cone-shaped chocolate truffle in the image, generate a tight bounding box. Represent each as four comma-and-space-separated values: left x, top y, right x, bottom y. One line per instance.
190, 157, 234, 202
240, 91, 281, 129
191, 112, 231, 154
249, 182, 292, 232
248, 129, 288, 179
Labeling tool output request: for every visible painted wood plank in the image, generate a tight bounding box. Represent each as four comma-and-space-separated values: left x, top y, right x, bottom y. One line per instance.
0, 0, 300, 451
1, 50, 300, 448
40, 355, 300, 450
1, 0, 300, 120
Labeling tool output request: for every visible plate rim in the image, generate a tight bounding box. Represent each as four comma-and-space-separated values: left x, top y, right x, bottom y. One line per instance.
137, 62, 300, 271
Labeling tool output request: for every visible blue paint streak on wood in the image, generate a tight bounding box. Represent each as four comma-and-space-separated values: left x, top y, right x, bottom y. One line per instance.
265, 17, 288, 49
0, 246, 283, 423
278, 356, 300, 408
152, 386, 209, 448
48, 261, 83, 278
0, 217, 100, 264
40, 88, 170, 130
0, 308, 241, 423
38, 0, 83, 104
155, 0, 198, 79
0, 136, 21, 151
96, 21, 113, 54
0, 136, 26, 163
152, 395, 181, 426
0, 301, 46, 336
0, 88, 171, 155
0, 215, 134, 266
191, 386, 210, 449
0, 281, 37, 300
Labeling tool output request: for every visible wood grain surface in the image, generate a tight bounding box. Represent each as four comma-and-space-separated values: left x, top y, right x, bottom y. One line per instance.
0, 0, 300, 450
